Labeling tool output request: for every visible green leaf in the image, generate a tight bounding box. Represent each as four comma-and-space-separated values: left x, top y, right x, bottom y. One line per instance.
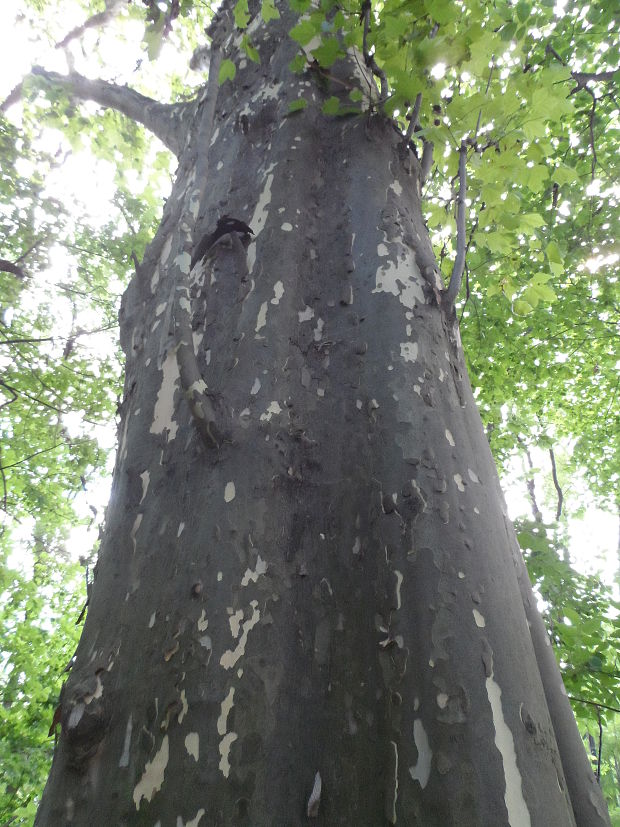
546, 241, 563, 263
531, 283, 557, 303
288, 98, 308, 114
516, 1, 530, 22
311, 38, 342, 68
513, 299, 534, 315
520, 213, 546, 229
322, 96, 340, 115
289, 54, 308, 74
241, 36, 260, 63
143, 17, 165, 61
261, 0, 280, 22
289, 18, 320, 46
233, 0, 250, 28
219, 59, 237, 84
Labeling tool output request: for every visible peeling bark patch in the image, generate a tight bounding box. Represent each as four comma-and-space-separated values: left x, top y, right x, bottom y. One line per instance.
224, 482, 236, 503
374, 243, 425, 310
185, 732, 199, 761
281, 222, 293, 232
174, 252, 192, 276
400, 342, 418, 363
454, 473, 465, 492
298, 305, 314, 322
133, 734, 169, 809
260, 401, 282, 422
139, 471, 150, 504
486, 670, 531, 826
255, 301, 268, 333
177, 808, 205, 827
251, 377, 261, 395
307, 771, 322, 818
247, 164, 276, 273
119, 714, 132, 767
241, 554, 268, 586
150, 350, 179, 439
149, 612, 156, 628
220, 600, 260, 669
217, 688, 235, 736
468, 468, 480, 483
473, 610, 486, 628
385, 741, 398, 824
218, 732, 237, 778
394, 570, 403, 610
271, 280, 284, 304
197, 610, 208, 632
409, 719, 432, 788
445, 429, 455, 447
130, 514, 143, 554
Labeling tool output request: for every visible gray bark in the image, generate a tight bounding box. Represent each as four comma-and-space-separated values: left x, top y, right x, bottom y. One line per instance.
36, 4, 609, 825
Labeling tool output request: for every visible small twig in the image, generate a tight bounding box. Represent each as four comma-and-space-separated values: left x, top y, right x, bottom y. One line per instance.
568, 696, 620, 715
548, 448, 563, 520
444, 141, 467, 307
361, 1, 388, 103
596, 707, 603, 783
473, 64, 494, 145
0, 447, 7, 512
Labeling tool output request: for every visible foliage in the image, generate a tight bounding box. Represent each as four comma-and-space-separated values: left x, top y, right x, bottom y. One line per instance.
0, 533, 85, 825
520, 520, 620, 726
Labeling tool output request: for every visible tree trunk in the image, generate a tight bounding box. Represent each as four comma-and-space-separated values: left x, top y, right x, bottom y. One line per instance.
36, 6, 609, 825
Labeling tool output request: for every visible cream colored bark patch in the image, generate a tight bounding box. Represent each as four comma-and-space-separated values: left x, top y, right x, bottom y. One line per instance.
224, 482, 236, 503
220, 600, 260, 669
150, 350, 179, 439
409, 718, 432, 788
185, 732, 199, 761
133, 735, 169, 809
486, 669, 531, 826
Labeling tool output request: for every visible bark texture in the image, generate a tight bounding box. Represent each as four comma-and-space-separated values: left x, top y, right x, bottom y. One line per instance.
36, 4, 609, 826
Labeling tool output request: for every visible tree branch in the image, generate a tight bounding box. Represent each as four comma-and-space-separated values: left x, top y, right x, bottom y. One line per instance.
0, 259, 25, 279
29, 67, 186, 155
361, 1, 388, 104
55, 0, 127, 50
548, 448, 564, 520
444, 142, 467, 307
405, 92, 422, 140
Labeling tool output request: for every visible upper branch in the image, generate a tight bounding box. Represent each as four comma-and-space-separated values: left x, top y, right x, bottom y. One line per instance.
30, 66, 189, 156
445, 142, 467, 308
361, 1, 388, 104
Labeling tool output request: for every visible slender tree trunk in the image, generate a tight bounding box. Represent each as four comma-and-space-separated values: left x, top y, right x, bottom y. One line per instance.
36, 5, 609, 825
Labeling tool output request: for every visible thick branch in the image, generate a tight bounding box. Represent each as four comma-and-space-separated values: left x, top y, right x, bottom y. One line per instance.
361, 2, 388, 103
29, 66, 186, 155
444, 142, 467, 307
0, 259, 25, 279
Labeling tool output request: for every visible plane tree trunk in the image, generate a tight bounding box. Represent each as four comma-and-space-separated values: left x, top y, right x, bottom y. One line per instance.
36, 4, 609, 825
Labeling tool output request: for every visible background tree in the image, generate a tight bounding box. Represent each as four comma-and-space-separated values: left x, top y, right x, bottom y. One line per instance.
0, 0, 617, 823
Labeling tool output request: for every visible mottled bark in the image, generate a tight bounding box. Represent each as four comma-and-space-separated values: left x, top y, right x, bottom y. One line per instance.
36, 4, 609, 826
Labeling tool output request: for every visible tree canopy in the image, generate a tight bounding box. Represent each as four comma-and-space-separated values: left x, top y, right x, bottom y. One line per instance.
0, 0, 618, 821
